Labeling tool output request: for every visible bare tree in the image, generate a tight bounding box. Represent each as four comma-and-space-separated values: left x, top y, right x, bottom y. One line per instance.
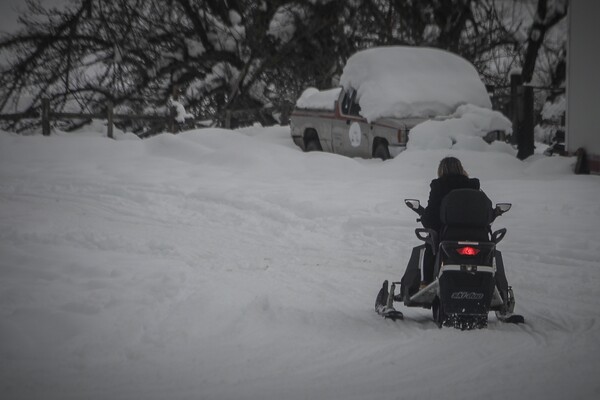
0, 0, 567, 135
521, 0, 568, 83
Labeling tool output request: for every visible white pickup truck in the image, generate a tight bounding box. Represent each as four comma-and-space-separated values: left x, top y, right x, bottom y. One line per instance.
290, 87, 424, 160
290, 46, 507, 160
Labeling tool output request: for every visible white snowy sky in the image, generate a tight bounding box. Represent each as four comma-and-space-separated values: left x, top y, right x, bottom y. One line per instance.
0, 1, 24, 34
0, 0, 67, 34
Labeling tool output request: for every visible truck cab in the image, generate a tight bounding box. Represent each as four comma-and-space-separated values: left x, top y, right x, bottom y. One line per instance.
290, 87, 419, 160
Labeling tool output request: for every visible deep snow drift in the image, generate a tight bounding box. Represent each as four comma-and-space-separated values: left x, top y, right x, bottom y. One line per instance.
1, 126, 599, 400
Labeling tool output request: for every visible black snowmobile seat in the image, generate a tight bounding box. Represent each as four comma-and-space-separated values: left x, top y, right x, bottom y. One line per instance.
439, 189, 493, 242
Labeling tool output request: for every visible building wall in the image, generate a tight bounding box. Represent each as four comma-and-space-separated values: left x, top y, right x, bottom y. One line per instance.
567, 0, 600, 173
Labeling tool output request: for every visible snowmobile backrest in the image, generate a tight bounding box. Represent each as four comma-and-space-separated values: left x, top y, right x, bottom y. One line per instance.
439, 189, 494, 242
440, 189, 493, 228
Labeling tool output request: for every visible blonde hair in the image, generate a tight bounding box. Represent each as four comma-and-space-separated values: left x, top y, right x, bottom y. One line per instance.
437, 157, 468, 177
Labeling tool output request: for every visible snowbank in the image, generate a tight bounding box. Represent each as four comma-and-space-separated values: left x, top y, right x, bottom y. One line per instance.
340, 46, 492, 122
407, 104, 513, 151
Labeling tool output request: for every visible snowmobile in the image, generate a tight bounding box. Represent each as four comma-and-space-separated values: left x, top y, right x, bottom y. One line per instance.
375, 188, 525, 329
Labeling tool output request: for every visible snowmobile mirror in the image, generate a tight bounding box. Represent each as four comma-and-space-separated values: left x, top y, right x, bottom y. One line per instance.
404, 199, 420, 210
495, 203, 512, 215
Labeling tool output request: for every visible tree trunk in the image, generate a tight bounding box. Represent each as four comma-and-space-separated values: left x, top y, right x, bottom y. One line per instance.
517, 0, 567, 159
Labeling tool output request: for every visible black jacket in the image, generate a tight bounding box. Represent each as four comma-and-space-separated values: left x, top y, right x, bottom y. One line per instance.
421, 174, 480, 232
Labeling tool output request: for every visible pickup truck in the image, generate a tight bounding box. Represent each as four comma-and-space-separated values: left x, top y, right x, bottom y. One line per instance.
290, 87, 424, 160
289, 46, 508, 160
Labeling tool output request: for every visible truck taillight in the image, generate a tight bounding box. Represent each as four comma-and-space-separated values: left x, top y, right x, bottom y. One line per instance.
397, 129, 406, 143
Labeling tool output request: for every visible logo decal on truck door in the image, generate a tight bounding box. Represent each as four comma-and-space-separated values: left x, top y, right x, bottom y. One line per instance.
349, 122, 362, 147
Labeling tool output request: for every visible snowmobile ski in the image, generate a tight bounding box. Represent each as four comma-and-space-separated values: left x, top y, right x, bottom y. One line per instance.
495, 288, 524, 324
496, 312, 525, 324
375, 280, 404, 320
376, 305, 404, 320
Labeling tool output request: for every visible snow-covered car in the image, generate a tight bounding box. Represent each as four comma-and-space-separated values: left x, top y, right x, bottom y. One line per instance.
290, 46, 510, 159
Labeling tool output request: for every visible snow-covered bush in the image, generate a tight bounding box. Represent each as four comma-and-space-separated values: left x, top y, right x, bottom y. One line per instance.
535, 93, 566, 144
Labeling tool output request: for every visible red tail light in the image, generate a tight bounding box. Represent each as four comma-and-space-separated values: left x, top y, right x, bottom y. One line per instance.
456, 246, 480, 256
397, 129, 407, 144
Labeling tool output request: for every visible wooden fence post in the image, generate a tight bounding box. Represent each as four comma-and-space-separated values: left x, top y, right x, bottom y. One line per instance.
225, 110, 231, 129
106, 101, 114, 139
169, 105, 177, 133
41, 98, 51, 136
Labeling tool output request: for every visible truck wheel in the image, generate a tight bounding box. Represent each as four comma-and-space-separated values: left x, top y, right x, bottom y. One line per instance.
305, 139, 322, 152
373, 142, 390, 160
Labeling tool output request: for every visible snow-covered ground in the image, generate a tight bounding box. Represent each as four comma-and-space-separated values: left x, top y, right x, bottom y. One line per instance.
1, 125, 599, 400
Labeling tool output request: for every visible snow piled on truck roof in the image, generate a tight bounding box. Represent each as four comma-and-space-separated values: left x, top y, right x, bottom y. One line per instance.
340, 46, 493, 122
295, 87, 341, 111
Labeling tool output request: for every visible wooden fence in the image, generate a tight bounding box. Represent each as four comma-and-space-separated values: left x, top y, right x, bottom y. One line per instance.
0, 100, 268, 137
0, 99, 191, 138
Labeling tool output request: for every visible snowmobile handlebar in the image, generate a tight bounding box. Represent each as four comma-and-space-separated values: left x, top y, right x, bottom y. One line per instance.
405, 198, 511, 222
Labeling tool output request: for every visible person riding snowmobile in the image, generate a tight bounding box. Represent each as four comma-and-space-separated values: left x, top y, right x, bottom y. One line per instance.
420, 157, 480, 283
401, 157, 510, 294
